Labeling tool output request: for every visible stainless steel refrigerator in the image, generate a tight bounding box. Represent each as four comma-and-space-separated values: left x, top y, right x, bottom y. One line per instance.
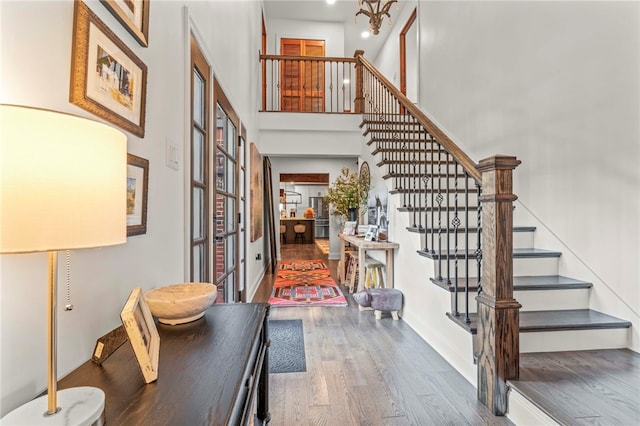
309, 196, 329, 238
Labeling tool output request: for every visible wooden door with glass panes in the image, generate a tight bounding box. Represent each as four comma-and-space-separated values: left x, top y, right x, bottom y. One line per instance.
190, 35, 210, 283
280, 38, 325, 112
214, 81, 241, 303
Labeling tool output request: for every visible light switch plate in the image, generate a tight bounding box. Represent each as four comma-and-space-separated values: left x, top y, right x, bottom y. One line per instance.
166, 138, 179, 170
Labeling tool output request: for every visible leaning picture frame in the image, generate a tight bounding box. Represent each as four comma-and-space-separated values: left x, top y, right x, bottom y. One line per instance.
127, 153, 149, 236
70, 1, 147, 137
120, 287, 159, 383
100, 0, 150, 47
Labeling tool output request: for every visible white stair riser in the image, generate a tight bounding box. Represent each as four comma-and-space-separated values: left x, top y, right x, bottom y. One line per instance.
514, 257, 559, 276
450, 288, 590, 314
434, 256, 559, 278
520, 328, 629, 353
418, 231, 534, 251
507, 389, 561, 426
516, 289, 590, 311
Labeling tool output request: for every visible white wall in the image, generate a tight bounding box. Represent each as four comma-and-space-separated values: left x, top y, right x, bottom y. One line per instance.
266, 17, 345, 57
0, 0, 263, 416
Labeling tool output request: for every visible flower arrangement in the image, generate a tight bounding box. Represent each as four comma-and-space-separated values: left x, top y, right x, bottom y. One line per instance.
325, 167, 369, 218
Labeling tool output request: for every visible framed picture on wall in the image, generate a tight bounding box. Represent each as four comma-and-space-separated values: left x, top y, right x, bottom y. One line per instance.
70, 1, 147, 137
127, 153, 149, 236
100, 0, 150, 47
250, 143, 264, 242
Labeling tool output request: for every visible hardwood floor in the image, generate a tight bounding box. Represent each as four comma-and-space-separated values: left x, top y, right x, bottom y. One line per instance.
253, 242, 511, 425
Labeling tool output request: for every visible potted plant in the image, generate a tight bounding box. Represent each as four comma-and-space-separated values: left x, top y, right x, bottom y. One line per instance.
325, 167, 369, 222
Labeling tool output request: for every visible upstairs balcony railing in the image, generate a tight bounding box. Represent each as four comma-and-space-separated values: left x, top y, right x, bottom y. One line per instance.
260, 54, 357, 113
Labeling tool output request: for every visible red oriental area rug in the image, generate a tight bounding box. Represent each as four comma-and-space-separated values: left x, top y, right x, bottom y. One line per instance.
269, 260, 347, 307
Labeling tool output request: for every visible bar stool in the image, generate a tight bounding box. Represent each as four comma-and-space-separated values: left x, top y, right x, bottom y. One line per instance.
345, 251, 360, 293
280, 224, 286, 243
293, 223, 306, 243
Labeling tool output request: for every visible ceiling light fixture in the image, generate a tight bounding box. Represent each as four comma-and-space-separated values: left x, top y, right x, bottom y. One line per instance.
326, 0, 336, 4
355, 0, 398, 35
361, 30, 370, 39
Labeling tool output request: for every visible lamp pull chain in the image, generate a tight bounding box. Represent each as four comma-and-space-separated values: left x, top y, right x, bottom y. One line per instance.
64, 250, 74, 311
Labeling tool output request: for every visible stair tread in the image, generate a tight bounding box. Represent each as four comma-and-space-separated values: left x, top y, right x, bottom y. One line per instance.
448, 309, 632, 334
418, 247, 562, 259
507, 349, 640, 426
432, 275, 592, 292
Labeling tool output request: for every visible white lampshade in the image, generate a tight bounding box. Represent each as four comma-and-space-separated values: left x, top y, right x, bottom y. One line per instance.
0, 105, 127, 253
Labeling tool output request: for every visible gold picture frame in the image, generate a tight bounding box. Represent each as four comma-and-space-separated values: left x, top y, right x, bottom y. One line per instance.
120, 287, 159, 383
100, 0, 150, 47
70, 1, 147, 137
127, 153, 149, 236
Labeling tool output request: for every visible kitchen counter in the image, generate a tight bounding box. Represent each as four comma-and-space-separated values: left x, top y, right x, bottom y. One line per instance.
280, 218, 315, 243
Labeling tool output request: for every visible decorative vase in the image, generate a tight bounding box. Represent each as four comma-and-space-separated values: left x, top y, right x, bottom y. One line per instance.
348, 207, 358, 223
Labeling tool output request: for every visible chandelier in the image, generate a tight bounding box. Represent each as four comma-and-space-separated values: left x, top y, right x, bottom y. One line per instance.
355, 0, 398, 35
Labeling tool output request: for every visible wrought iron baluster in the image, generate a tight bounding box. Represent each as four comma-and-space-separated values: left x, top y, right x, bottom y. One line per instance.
475, 182, 483, 296
436, 147, 443, 280
464, 173, 470, 323
446, 154, 451, 287
452, 161, 460, 317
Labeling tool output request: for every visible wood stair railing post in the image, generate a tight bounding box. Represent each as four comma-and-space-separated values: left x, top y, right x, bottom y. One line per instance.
476, 155, 522, 416
353, 50, 365, 114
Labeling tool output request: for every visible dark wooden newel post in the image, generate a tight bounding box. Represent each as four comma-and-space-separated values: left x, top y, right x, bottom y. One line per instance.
476, 155, 522, 415
353, 50, 365, 114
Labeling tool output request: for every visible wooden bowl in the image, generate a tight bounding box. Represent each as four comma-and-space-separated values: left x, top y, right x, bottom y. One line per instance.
144, 283, 217, 325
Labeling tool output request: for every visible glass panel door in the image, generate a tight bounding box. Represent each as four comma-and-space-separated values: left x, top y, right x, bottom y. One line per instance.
213, 84, 240, 303
190, 36, 210, 282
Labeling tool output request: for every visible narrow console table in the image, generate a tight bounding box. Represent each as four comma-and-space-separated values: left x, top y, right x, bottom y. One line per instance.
339, 233, 399, 292
59, 303, 271, 425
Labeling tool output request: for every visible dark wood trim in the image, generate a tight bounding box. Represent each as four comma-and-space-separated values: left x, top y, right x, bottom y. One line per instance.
399, 8, 417, 96
190, 34, 210, 282
261, 13, 267, 111
261, 54, 355, 63
279, 173, 329, 184
353, 50, 365, 113
475, 155, 521, 416
264, 157, 277, 273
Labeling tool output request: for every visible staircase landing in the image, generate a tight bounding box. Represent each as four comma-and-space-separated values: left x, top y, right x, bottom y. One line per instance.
508, 349, 640, 425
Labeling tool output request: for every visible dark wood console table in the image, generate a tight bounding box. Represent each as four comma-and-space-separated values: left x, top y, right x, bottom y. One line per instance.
59, 303, 270, 425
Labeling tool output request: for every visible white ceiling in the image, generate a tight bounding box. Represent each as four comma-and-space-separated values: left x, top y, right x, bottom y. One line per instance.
262, 0, 403, 61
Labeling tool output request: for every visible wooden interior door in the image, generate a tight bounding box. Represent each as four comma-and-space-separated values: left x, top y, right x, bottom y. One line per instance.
280, 38, 325, 112
190, 35, 210, 282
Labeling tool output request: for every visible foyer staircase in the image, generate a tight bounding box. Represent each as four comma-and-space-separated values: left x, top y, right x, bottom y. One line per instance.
354, 54, 634, 422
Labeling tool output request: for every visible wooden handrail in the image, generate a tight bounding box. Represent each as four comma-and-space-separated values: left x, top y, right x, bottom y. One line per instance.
260, 54, 357, 63
355, 53, 482, 184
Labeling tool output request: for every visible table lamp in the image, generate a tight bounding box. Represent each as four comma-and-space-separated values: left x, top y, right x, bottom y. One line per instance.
0, 105, 127, 425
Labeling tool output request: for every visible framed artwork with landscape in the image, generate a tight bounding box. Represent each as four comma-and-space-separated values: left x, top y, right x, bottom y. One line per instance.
100, 0, 150, 47
127, 153, 149, 236
70, 1, 147, 137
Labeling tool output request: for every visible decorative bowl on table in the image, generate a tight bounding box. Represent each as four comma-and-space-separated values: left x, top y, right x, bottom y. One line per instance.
144, 283, 217, 325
